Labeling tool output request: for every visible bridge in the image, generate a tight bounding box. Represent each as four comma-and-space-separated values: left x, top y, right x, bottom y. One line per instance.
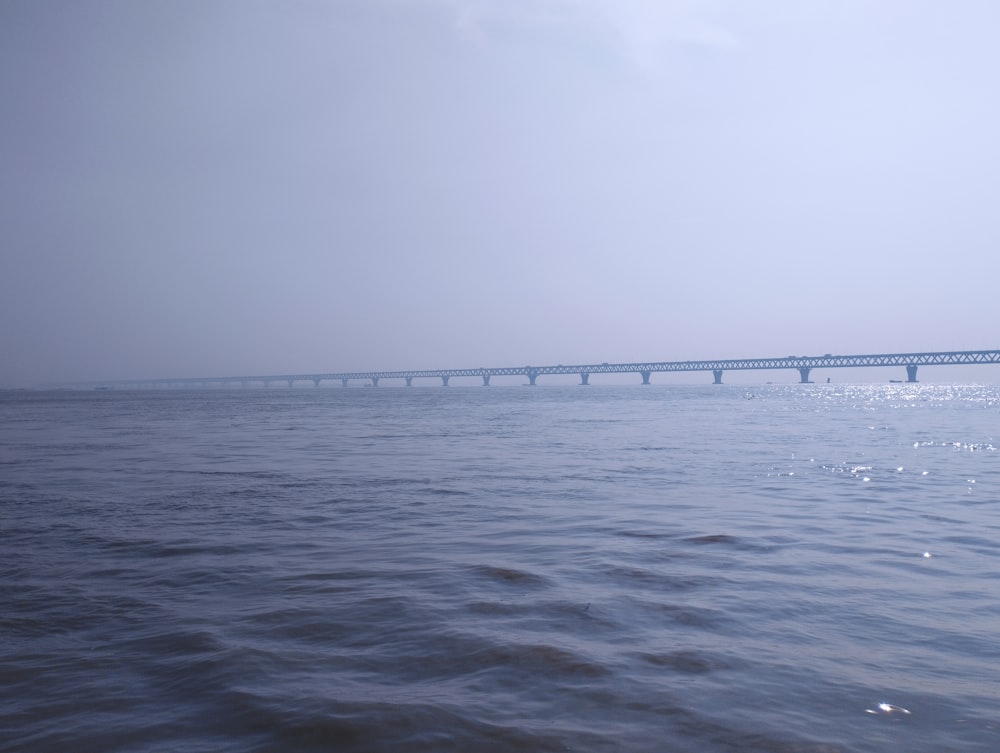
89, 349, 1000, 389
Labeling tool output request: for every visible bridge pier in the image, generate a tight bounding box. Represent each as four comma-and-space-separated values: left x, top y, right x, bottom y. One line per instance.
713, 369, 723, 384
441, 376, 450, 387
287, 379, 294, 389
371, 377, 379, 387
341, 378, 349, 388
526, 369, 539, 385
906, 365, 918, 383
580, 372, 590, 385
640, 371, 651, 385
798, 367, 812, 383
313, 378, 322, 388
405, 376, 413, 387
482, 374, 491, 386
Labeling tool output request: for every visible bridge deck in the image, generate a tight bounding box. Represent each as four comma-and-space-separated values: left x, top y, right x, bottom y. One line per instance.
85, 349, 1000, 388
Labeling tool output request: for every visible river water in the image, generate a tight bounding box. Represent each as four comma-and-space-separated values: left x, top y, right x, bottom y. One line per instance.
2, 384, 998, 752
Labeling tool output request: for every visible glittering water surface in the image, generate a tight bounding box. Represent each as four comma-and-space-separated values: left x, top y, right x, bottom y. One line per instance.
2, 385, 998, 752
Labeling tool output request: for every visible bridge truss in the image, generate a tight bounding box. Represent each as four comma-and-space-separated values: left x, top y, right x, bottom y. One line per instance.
89, 349, 1000, 389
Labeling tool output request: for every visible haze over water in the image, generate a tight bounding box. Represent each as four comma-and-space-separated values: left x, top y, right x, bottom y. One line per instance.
4, 1, 1000, 387
3, 384, 998, 752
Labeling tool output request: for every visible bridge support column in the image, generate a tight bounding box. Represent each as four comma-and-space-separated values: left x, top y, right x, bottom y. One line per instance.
580, 372, 590, 385
405, 377, 413, 387
906, 365, 918, 383
341, 378, 349, 388
313, 378, 322, 387
526, 370, 538, 385
371, 377, 379, 387
640, 371, 651, 385
482, 375, 491, 386
798, 367, 812, 383
713, 369, 723, 384
441, 376, 450, 387
287, 379, 294, 389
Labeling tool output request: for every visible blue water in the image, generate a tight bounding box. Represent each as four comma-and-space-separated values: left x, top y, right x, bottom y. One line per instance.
2, 384, 998, 752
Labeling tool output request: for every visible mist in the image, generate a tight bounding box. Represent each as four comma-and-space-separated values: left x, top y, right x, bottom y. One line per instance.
2, 0, 999, 386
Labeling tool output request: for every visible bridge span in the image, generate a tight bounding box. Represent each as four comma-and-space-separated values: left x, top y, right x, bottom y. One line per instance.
92, 349, 1000, 389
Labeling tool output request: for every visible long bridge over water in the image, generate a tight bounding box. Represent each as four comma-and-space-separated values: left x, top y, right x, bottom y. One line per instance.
92, 349, 1000, 389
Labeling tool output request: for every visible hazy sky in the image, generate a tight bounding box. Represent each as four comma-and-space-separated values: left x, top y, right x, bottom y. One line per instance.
3, 0, 999, 386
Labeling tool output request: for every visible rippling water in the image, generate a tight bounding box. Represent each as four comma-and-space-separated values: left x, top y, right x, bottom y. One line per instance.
2, 384, 998, 752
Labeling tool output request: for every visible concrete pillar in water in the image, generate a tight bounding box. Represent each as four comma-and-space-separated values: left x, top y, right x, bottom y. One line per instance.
798, 367, 812, 383
287, 379, 294, 389
371, 377, 379, 387
441, 375, 450, 387
482, 374, 491, 386
341, 378, 349, 388
405, 377, 413, 387
526, 369, 538, 385
713, 369, 723, 384
580, 372, 590, 385
640, 371, 651, 385
906, 365, 918, 383
313, 378, 322, 388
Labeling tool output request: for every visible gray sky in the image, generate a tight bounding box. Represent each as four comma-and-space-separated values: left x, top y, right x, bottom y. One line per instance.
2, 0, 999, 386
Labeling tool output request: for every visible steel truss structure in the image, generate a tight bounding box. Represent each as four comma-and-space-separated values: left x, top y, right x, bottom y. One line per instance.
82, 349, 1000, 388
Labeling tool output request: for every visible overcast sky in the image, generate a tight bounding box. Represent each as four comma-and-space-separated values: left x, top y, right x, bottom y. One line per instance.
2, 0, 999, 386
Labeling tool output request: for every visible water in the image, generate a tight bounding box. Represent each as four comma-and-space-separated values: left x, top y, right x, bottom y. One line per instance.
2, 384, 998, 752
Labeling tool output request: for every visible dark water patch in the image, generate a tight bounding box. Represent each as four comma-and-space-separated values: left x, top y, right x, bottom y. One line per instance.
618, 529, 672, 539
219, 695, 577, 753
348, 626, 613, 687
419, 487, 471, 497
116, 626, 225, 658
139, 541, 258, 559
633, 599, 727, 629
0, 586, 161, 639
464, 642, 611, 679
2, 712, 187, 753
173, 468, 286, 480
463, 598, 618, 636
684, 533, 741, 546
467, 600, 523, 616
277, 572, 367, 594
291, 513, 334, 525
603, 565, 711, 590
682, 533, 776, 554
472, 565, 548, 587
635, 649, 735, 673
241, 608, 367, 646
